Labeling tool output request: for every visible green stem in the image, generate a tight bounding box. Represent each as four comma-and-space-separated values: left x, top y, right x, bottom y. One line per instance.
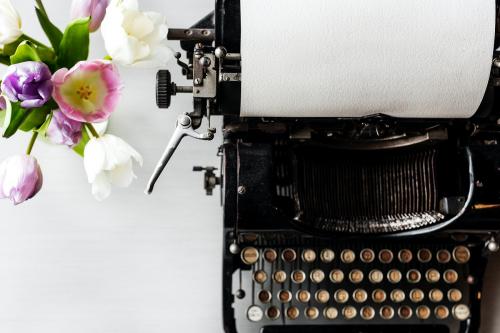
22, 34, 50, 49
85, 123, 100, 138
26, 131, 39, 155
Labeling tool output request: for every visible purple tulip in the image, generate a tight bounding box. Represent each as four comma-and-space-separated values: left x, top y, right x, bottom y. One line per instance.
46, 110, 83, 147
71, 0, 109, 32
1, 61, 53, 109
0, 95, 6, 110
0, 155, 43, 205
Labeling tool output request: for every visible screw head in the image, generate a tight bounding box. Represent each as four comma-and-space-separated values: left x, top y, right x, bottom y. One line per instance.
194, 78, 202, 86
178, 115, 191, 127
229, 242, 240, 254
238, 185, 246, 195
199, 57, 211, 67
487, 240, 499, 252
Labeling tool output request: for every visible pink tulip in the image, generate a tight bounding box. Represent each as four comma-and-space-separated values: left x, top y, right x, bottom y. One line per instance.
0, 155, 43, 205
71, 0, 109, 32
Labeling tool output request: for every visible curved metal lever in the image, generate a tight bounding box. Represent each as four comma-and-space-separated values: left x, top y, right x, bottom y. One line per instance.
145, 114, 215, 194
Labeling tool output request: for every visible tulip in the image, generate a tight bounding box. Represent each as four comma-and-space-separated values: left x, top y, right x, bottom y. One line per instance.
83, 134, 142, 200
0, 95, 6, 111
0, 154, 43, 205
1, 61, 53, 109
46, 110, 83, 147
52, 60, 121, 123
100, 0, 172, 67
71, 0, 109, 32
0, 0, 22, 46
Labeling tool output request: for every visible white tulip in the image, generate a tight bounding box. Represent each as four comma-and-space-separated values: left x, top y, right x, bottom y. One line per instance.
84, 134, 143, 201
0, 0, 22, 46
100, 0, 172, 68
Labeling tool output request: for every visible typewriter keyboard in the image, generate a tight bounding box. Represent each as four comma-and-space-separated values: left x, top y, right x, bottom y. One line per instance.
231, 244, 474, 332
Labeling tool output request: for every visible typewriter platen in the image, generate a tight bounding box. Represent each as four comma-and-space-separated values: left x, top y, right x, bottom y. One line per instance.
146, 1, 500, 333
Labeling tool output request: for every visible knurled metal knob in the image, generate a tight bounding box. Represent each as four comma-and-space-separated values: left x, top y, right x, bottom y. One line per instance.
156, 70, 172, 109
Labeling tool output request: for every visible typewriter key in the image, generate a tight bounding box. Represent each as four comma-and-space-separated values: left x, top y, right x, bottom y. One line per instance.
360, 248, 375, 263
452, 304, 470, 321
297, 290, 311, 303
437, 249, 451, 263
361, 306, 375, 320
426, 269, 441, 283
286, 306, 300, 320
334, 289, 349, 303
398, 249, 413, 263
258, 290, 272, 303
407, 269, 421, 283
372, 289, 386, 303
429, 289, 444, 303
273, 270, 287, 284
241, 247, 259, 265
398, 305, 413, 319
263, 248, 277, 263
253, 270, 268, 284
448, 289, 463, 302
416, 305, 431, 320
305, 306, 319, 320
310, 269, 325, 284
341, 249, 356, 263
435, 305, 450, 319
387, 269, 402, 283
320, 248, 335, 263
324, 307, 339, 320
282, 248, 297, 263
266, 306, 280, 320
278, 290, 292, 303
247, 305, 264, 322
380, 306, 395, 320
302, 249, 317, 263
291, 270, 306, 284
342, 306, 357, 320
369, 269, 384, 284
379, 249, 394, 264
349, 269, 364, 284
330, 269, 345, 283
453, 246, 470, 264
410, 289, 425, 303
390, 289, 406, 303
417, 248, 432, 263
353, 289, 368, 303
444, 269, 459, 284
315, 289, 330, 304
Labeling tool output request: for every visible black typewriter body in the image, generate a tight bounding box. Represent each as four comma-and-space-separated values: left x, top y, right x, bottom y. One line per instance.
145, 1, 500, 332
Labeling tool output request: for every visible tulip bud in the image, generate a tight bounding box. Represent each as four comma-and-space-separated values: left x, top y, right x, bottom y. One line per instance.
0, 155, 43, 205
71, 0, 109, 32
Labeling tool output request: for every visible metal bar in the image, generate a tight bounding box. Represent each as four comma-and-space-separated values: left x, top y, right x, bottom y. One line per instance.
167, 28, 215, 41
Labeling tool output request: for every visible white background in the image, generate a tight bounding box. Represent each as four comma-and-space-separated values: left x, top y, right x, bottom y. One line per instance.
0, 1, 499, 333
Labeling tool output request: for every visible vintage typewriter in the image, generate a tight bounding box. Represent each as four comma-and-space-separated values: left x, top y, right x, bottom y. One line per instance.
145, 1, 500, 333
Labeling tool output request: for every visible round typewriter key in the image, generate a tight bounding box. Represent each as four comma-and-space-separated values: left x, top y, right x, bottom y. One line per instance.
342, 306, 357, 320
273, 270, 287, 284
390, 289, 406, 303
429, 289, 444, 303
302, 249, 317, 263
453, 246, 471, 264
407, 269, 421, 283
398, 305, 413, 320
334, 289, 349, 303
286, 306, 300, 320
417, 248, 432, 263
435, 305, 450, 319
361, 306, 375, 320
297, 290, 311, 303
320, 248, 335, 263
353, 289, 368, 303
369, 269, 384, 284
330, 269, 345, 283
410, 289, 425, 303
263, 248, 277, 263
266, 306, 280, 320
448, 289, 463, 302
387, 269, 402, 283
310, 269, 325, 284
247, 305, 264, 322
305, 306, 319, 320
372, 289, 386, 303
379, 249, 394, 264
416, 305, 431, 320
426, 269, 441, 283
349, 269, 364, 284
324, 307, 339, 320
437, 249, 451, 263
444, 269, 459, 284
398, 249, 413, 263
278, 290, 292, 303
452, 304, 470, 321
282, 248, 297, 263
241, 247, 259, 265
380, 306, 395, 320
253, 270, 268, 284
291, 270, 306, 284
360, 248, 375, 263
315, 289, 330, 304
341, 249, 356, 263
258, 290, 272, 303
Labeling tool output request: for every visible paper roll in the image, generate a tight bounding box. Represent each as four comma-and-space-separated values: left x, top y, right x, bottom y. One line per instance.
240, 0, 495, 118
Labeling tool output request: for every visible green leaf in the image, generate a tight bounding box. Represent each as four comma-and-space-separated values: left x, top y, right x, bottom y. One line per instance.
2, 103, 29, 138
57, 18, 90, 69
10, 41, 41, 64
35, 6, 63, 53
19, 107, 50, 132
72, 126, 90, 157
0, 54, 9, 66
3, 36, 26, 56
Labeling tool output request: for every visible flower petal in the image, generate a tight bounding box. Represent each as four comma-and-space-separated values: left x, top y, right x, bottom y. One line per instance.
84, 137, 107, 182
91, 171, 112, 201
110, 159, 135, 187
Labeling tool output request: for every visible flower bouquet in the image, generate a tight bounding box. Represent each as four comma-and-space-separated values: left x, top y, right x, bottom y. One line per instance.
0, 0, 171, 204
